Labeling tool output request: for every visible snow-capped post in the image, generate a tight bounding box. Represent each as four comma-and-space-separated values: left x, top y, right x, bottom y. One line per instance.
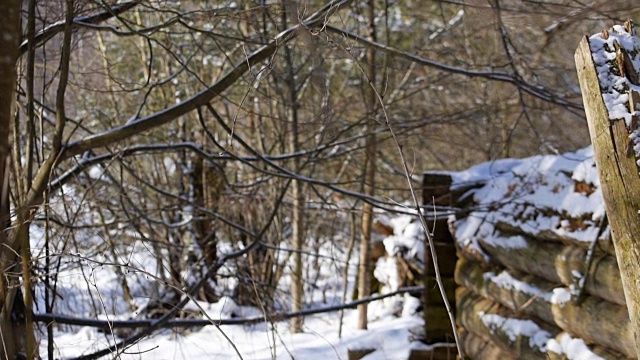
575, 20, 640, 359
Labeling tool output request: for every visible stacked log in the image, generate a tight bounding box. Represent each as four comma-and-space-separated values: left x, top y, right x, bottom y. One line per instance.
437, 148, 635, 358
455, 258, 634, 358
462, 233, 625, 306
460, 329, 517, 360
550, 296, 634, 357
455, 257, 556, 325
415, 105, 640, 359
457, 288, 557, 360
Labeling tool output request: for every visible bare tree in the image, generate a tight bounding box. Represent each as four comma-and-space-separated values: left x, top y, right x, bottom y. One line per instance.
4, 1, 640, 358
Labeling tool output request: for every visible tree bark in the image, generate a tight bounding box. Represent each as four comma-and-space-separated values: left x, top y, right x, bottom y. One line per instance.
357, 0, 377, 330
275, 0, 306, 333
0, 1, 24, 358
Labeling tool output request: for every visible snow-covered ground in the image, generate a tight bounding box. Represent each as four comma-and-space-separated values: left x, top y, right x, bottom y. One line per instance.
46, 307, 427, 359
36, 209, 430, 359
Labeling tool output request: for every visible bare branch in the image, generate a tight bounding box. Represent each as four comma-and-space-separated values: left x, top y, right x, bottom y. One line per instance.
62, 0, 353, 160
323, 24, 583, 110
18, 1, 142, 56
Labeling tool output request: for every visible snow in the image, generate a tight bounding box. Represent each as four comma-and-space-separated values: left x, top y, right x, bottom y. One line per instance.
551, 287, 572, 305
382, 214, 425, 262
43, 303, 425, 359
37, 209, 432, 359
449, 147, 605, 257
588, 24, 640, 126
547, 333, 606, 360
589, 23, 640, 167
486, 270, 552, 302
478, 312, 551, 351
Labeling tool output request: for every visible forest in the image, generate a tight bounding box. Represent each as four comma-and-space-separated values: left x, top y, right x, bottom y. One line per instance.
0, 0, 639, 359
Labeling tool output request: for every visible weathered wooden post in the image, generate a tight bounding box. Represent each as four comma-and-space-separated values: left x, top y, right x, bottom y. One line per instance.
422, 172, 457, 344
575, 20, 640, 358
408, 172, 458, 360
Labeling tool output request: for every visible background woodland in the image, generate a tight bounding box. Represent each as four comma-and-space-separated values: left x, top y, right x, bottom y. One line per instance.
1, 0, 639, 358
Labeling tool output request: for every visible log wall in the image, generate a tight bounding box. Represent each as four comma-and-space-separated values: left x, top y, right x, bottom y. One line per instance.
422, 160, 636, 359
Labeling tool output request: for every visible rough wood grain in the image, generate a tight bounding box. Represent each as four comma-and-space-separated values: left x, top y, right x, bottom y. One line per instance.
576, 34, 640, 358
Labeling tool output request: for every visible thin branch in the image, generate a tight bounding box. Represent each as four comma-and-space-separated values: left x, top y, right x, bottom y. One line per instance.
322, 24, 583, 110
18, 1, 142, 56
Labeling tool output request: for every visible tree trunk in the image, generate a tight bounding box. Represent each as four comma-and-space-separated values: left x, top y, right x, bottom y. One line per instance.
280, 0, 305, 334
357, 0, 377, 330
0, 1, 24, 358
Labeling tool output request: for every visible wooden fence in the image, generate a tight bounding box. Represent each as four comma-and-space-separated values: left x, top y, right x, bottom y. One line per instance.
423, 149, 634, 359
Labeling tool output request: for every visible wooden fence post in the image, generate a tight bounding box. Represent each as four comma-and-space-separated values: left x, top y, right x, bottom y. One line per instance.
422, 173, 457, 344
575, 24, 640, 359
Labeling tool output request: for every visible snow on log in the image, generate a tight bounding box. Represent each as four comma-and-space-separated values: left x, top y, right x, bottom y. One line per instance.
546, 332, 632, 360
495, 219, 614, 256
457, 288, 558, 360
460, 328, 517, 360
457, 288, 631, 360
456, 258, 634, 357
455, 257, 556, 325
475, 231, 625, 306
450, 147, 606, 253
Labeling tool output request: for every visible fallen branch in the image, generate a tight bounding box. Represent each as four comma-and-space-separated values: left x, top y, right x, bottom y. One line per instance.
34, 286, 423, 329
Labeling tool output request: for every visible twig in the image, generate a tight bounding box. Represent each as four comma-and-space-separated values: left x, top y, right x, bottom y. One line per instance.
576, 214, 608, 303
